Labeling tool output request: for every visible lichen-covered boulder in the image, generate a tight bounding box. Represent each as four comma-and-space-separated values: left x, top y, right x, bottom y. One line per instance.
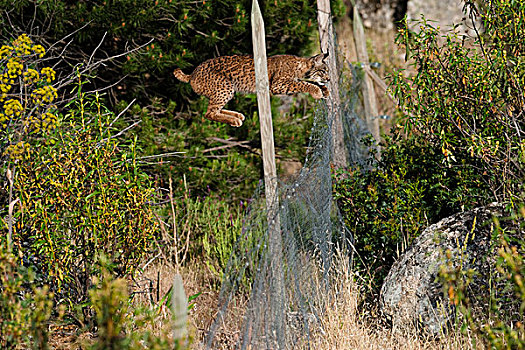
354, 0, 405, 30
380, 203, 520, 334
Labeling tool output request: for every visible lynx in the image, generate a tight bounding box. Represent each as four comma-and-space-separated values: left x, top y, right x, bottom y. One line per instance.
173, 54, 330, 127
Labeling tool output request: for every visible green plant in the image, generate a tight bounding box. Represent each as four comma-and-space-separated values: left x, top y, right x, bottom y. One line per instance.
87, 259, 191, 350
201, 198, 244, 278
439, 207, 524, 349
0, 245, 56, 350
154, 177, 244, 278
391, 0, 525, 203
334, 133, 486, 288
5, 84, 158, 306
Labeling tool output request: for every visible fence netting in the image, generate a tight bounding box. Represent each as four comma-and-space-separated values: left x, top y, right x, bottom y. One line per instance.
205, 46, 373, 349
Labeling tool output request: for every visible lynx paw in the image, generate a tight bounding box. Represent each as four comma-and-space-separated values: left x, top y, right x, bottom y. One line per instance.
321, 85, 330, 98
311, 86, 324, 100
222, 110, 245, 122
229, 118, 244, 127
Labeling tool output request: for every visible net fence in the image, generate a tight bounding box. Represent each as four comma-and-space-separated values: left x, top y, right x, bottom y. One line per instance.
204, 50, 373, 349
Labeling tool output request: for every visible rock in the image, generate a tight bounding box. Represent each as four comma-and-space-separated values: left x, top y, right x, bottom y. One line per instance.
351, 0, 476, 34
406, 0, 478, 36
353, 0, 407, 30
380, 203, 521, 335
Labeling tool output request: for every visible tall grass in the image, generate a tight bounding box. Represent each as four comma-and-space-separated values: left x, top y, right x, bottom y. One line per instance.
309, 251, 483, 350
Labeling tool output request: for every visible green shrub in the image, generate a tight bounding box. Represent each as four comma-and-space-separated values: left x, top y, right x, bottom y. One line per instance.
335, 0, 525, 290
0, 245, 56, 349
8, 86, 158, 305
391, 0, 525, 202
335, 133, 487, 287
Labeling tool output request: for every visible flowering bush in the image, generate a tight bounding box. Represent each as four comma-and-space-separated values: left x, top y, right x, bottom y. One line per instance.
1, 36, 159, 308
0, 34, 58, 162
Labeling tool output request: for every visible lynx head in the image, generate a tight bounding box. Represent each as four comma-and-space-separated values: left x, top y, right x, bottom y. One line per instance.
304, 53, 330, 86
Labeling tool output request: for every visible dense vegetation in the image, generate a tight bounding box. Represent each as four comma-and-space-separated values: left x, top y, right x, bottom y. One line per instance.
1, 0, 344, 201
335, 0, 524, 346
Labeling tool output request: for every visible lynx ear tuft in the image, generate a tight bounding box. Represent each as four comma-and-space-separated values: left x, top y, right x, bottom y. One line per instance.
312, 53, 326, 65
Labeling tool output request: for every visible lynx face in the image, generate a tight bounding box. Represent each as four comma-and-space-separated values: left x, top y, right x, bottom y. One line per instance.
173, 53, 330, 127
301, 55, 330, 87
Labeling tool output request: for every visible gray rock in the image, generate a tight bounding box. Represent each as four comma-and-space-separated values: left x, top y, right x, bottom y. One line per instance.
352, 0, 477, 34
380, 203, 520, 334
407, 0, 464, 28
354, 0, 405, 30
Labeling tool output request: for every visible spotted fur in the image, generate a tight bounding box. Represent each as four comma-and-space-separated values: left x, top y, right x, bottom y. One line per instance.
173, 54, 329, 127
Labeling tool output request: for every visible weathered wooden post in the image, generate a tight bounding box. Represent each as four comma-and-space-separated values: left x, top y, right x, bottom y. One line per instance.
172, 274, 188, 345
352, 4, 381, 152
251, 0, 281, 239
251, 0, 283, 266
251, 0, 285, 341
317, 0, 347, 168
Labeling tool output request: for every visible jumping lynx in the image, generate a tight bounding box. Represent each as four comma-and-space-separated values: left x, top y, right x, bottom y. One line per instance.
173, 54, 330, 127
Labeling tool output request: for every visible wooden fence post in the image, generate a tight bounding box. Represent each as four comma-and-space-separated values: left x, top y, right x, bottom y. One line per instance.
251, 0, 283, 268
251, 1, 285, 341
352, 4, 381, 152
317, 0, 347, 168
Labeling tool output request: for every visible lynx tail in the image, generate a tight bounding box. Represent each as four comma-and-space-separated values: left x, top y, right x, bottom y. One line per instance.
173, 68, 191, 83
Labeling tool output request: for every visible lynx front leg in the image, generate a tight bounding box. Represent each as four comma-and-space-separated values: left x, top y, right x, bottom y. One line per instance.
320, 85, 329, 98
271, 80, 327, 100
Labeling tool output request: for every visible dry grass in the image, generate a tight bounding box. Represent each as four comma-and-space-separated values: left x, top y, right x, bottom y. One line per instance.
131, 252, 485, 350
133, 259, 249, 349
309, 254, 484, 350
45, 252, 484, 349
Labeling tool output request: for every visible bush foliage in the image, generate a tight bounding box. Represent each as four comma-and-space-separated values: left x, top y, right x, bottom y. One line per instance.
335, 0, 525, 290
13, 91, 158, 304
1, 35, 158, 307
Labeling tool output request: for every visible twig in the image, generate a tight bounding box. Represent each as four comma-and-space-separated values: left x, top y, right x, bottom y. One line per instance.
202, 139, 251, 153
134, 152, 186, 161
108, 98, 136, 129
88, 31, 108, 67
142, 252, 162, 271
6, 167, 16, 252
98, 120, 141, 146
205, 137, 259, 154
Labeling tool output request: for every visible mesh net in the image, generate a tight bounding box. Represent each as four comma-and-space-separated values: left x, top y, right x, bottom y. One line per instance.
204, 47, 372, 349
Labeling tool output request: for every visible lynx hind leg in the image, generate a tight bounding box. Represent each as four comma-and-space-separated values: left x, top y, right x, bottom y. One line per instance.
221, 109, 245, 121
205, 105, 244, 127
199, 79, 244, 127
